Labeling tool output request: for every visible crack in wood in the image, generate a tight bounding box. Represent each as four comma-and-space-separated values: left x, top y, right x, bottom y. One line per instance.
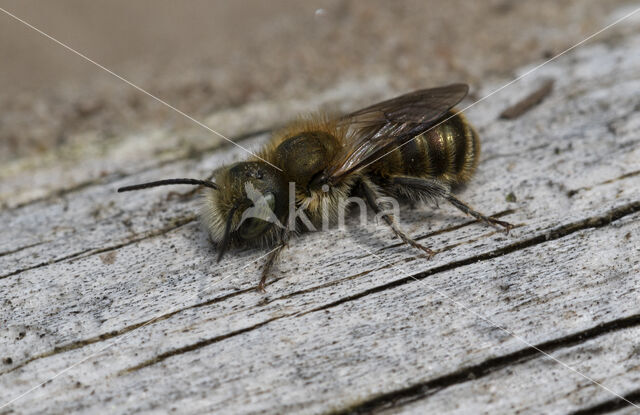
118, 317, 281, 374
567, 169, 640, 198
0, 248, 95, 280
0, 240, 48, 257
0, 260, 382, 376
0, 216, 196, 280
1, 207, 511, 284
122, 313, 640, 382
568, 388, 640, 415
0, 284, 254, 376
330, 314, 640, 414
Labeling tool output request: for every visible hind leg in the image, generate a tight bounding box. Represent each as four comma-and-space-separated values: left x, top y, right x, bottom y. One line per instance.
392, 176, 513, 233
446, 194, 513, 233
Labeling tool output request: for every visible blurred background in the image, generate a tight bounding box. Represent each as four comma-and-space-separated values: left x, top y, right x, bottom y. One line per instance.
0, 0, 634, 164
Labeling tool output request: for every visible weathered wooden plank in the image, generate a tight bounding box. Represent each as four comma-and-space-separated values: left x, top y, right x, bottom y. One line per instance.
1, 210, 638, 414
2, 22, 640, 415
2, 161, 638, 370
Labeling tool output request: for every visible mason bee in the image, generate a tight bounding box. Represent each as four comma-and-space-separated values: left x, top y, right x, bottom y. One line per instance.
119, 84, 512, 291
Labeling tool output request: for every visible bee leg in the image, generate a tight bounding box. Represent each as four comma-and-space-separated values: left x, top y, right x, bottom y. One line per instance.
359, 179, 436, 258
392, 176, 513, 234
257, 230, 290, 292
446, 194, 514, 234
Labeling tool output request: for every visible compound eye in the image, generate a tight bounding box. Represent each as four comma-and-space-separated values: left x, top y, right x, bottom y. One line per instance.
237, 192, 276, 239
238, 217, 270, 239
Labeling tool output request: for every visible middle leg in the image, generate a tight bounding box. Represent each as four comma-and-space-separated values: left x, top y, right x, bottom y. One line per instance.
359, 178, 435, 258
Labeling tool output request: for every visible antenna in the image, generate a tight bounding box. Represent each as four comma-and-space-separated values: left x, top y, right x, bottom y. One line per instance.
118, 178, 218, 192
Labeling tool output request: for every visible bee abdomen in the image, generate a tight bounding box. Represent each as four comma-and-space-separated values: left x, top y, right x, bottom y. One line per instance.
399, 111, 479, 185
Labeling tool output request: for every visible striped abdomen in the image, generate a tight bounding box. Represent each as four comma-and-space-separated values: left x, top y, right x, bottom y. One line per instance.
371, 110, 480, 185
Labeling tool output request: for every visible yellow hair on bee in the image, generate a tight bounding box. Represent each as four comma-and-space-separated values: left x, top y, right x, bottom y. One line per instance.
255, 112, 349, 165
258, 113, 359, 228
199, 168, 238, 244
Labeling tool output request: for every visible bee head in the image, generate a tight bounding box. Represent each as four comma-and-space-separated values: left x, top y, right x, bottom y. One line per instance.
117, 161, 288, 262
202, 161, 288, 260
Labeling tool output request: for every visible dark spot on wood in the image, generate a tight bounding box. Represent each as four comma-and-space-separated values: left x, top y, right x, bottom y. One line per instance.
90, 205, 102, 219
499, 283, 512, 292
499, 79, 555, 120
2, 357, 12, 365
567, 189, 579, 198
99, 251, 117, 265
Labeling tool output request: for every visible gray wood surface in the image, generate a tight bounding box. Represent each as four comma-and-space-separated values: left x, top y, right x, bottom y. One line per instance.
2, 28, 640, 415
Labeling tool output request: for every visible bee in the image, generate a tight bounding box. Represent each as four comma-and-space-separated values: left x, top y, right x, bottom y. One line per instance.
119, 84, 512, 291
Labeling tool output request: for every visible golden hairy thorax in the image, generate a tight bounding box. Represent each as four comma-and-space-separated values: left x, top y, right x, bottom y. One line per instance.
258, 116, 355, 226
259, 116, 344, 181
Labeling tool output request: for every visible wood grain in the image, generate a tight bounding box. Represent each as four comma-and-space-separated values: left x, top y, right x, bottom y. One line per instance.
2, 27, 640, 415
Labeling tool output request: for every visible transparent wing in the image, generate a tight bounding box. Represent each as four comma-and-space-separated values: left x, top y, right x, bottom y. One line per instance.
324, 84, 468, 182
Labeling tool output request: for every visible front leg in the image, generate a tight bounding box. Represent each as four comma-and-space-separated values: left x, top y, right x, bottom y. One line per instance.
257, 228, 291, 292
